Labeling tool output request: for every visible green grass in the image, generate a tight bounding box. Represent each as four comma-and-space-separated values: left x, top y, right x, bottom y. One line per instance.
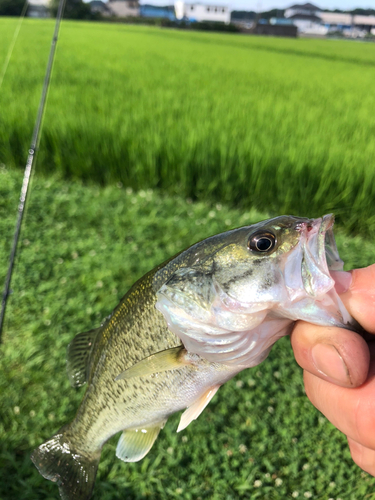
1, 20, 375, 236
1, 167, 375, 500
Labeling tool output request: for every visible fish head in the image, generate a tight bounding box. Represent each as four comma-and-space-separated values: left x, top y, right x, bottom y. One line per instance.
199, 215, 335, 304
155, 214, 352, 367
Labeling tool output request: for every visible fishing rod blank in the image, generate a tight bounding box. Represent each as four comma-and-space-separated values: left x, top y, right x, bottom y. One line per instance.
0, 0, 67, 341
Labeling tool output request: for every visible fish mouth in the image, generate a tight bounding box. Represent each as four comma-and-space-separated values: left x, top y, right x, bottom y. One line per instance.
298, 214, 343, 298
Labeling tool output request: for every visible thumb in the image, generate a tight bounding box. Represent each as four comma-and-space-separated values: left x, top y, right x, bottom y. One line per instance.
290, 265, 375, 388
291, 322, 369, 387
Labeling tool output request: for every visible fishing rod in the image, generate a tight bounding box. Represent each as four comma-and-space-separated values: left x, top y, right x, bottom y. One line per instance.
0, 0, 67, 341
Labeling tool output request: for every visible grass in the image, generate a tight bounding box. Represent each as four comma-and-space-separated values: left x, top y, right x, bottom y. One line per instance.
1, 167, 375, 500
0, 20, 375, 236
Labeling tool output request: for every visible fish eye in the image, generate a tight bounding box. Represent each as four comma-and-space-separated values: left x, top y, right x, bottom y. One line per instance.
248, 232, 276, 253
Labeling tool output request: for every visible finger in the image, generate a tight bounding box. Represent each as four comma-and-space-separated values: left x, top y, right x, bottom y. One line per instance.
336, 264, 375, 334
291, 321, 370, 387
303, 342, 375, 450
347, 437, 375, 477
290, 263, 375, 386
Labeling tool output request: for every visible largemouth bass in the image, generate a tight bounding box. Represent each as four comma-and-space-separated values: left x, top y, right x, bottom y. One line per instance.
31, 214, 353, 500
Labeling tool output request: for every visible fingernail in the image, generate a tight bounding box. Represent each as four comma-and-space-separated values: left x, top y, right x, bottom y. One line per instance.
311, 343, 350, 384
330, 271, 352, 294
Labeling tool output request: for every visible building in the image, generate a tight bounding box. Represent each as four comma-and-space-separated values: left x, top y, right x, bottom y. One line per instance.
270, 17, 295, 25
284, 2, 321, 18
285, 2, 375, 35
28, 0, 50, 17
175, 1, 231, 24
284, 2, 324, 33
320, 12, 375, 33
107, 0, 140, 17
287, 12, 323, 32
140, 4, 176, 20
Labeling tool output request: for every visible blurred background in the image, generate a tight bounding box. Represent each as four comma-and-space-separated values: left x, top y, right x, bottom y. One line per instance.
1, 1, 375, 498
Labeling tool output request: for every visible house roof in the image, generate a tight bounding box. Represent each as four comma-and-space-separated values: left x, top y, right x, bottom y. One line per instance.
287, 3, 321, 11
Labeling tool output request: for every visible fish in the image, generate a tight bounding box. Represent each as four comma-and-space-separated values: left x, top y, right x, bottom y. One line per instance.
31, 213, 354, 500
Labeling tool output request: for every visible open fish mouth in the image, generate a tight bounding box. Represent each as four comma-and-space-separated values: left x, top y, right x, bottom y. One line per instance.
298, 214, 344, 298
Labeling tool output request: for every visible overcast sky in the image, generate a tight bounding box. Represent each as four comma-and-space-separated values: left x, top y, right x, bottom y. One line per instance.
87, 0, 375, 12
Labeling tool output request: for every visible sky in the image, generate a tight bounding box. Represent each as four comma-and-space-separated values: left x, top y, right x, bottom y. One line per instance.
86, 0, 375, 12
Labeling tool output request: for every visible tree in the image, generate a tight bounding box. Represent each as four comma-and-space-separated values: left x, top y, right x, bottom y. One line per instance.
260, 8, 285, 20
351, 8, 375, 15
50, 0, 93, 20
0, 0, 26, 16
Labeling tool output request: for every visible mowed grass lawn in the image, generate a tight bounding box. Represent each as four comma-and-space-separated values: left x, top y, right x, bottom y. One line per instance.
0, 19, 375, 235
1, 168, 375, 500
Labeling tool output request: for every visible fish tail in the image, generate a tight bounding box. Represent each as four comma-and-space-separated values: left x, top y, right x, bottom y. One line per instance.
31, 425, 101, 500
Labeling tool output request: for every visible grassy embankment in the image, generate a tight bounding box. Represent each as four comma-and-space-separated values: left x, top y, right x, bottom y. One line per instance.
1, 18, 375, 500
1, 167, 375, 500
0, 19, 375, 234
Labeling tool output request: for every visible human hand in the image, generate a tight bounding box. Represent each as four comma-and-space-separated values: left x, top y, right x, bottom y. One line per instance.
290, 264, 375, 476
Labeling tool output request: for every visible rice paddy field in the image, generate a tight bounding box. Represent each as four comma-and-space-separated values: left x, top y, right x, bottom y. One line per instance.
1, 19, 375, 234
1, 17, 375, 500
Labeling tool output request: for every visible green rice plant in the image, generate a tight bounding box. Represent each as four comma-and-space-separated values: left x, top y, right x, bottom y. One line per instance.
0, 20, 375, 236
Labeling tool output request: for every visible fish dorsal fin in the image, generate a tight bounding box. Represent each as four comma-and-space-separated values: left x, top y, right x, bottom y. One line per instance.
66, 328, 101, 387
116, 420, 167, 463
115, 346, 189, 381
177, 385, 221, 433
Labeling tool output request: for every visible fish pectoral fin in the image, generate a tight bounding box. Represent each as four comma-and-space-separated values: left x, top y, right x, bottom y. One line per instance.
66, 327, 101, 387
115, 345, 189, 381
177, 384, 221, 433
116, 420, 167, 463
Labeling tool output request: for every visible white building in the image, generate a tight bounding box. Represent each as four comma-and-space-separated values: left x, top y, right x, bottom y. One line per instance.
285, 3, 375, 35
284, 2, 323, 33
107, 0, 140, 17
320, 12, 375, 33
175, 1, 231, 24
284, 2, 321, 18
